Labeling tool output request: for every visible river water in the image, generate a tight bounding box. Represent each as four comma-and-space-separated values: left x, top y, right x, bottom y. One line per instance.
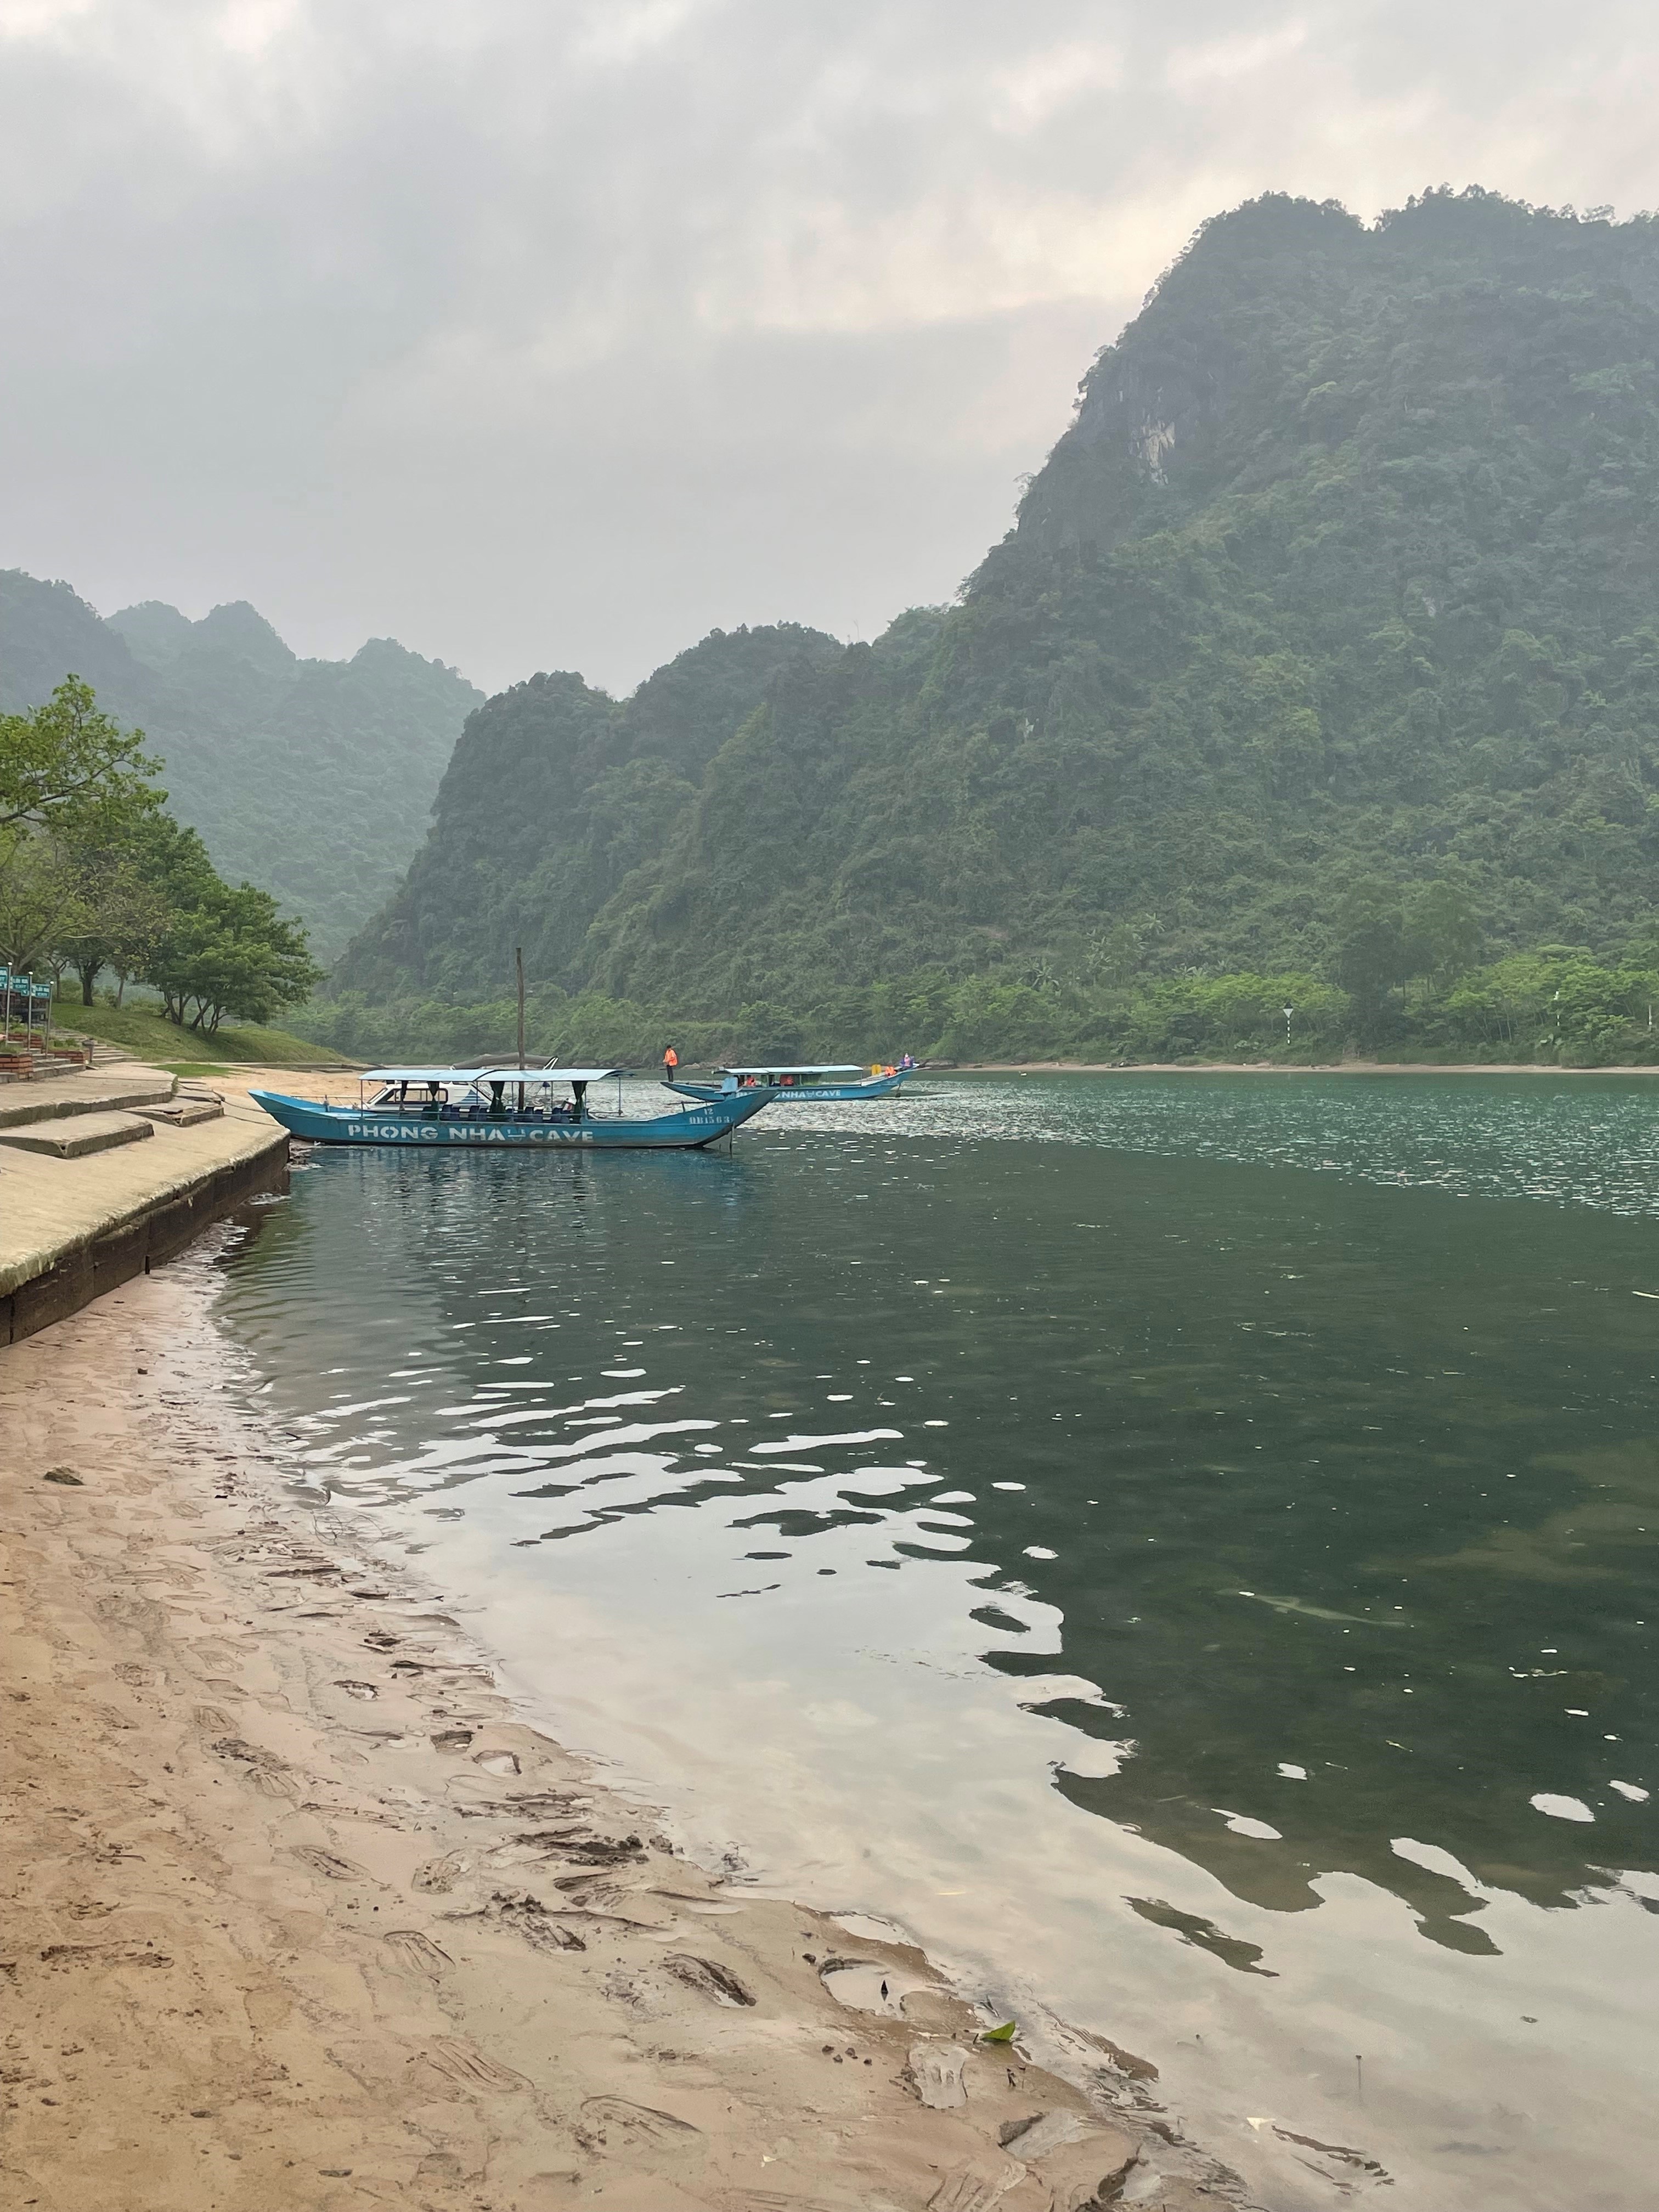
212, 1074, 1659, 2209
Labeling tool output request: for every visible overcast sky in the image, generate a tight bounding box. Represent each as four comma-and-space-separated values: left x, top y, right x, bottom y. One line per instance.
4, 1, 1658, 696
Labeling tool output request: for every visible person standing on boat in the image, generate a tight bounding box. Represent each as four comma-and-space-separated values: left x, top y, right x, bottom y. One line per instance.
663, 1045, 679, 1081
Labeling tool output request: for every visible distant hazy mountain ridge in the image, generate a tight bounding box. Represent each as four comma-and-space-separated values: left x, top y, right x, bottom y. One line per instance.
0, 573, 481, 955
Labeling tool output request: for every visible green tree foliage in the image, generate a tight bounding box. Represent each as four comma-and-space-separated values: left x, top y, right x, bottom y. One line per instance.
1402, 881, 1482, 988
0, 828, 84, 981
1439, 952, 1659, 1058
307, 952, 1659, 1070
0, 676, 159, 831
0, 681, 323, 1034
53, 802, 179, 1004
147, 851, 322, 1034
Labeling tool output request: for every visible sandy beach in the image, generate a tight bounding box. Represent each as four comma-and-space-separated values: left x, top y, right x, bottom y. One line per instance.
0, 1238, 1239, 2211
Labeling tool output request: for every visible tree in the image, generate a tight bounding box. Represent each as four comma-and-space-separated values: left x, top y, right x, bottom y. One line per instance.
0, 678, 160, 831
1330, 881, 1408, 1000
150, 877, 323, 1033
1403, 882, 1482, 989
57, 848, 172, 1006
0, 828, 87, 994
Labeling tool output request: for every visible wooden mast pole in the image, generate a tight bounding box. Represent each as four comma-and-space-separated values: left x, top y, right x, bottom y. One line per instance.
515, 946, 526, 1112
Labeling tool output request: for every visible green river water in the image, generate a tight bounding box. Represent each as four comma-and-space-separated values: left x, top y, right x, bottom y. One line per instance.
212, 1074, 1659, 2209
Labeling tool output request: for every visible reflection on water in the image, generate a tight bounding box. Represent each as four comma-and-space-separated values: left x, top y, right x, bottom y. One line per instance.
214, 1076, 1659, 2209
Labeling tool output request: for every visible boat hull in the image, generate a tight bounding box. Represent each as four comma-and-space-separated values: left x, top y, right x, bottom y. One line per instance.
664, 1069, 912, 1103
249, 1088, 772, 1150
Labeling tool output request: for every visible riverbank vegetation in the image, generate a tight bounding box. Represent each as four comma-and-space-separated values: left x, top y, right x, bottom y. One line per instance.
307, 944, 1659, 1070
1, 678, 323, 1041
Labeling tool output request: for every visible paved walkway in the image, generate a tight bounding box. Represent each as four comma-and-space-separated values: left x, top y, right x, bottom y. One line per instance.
0, 1062, 176, 1128
0, 1062, 287, 1334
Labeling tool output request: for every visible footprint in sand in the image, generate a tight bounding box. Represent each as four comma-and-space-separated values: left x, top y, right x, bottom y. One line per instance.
249, 1767, 301, 1800
907, 2044, 970, 2109
382, 1928, 453, 1979
94, 1593, 167, 1641
576, 2096, 702, 2155
412, 1852, 470, 1893
210, 1737, 300, 1800
289, 1846, 366, 1882
457, 1891, 588, 1953
244, 1987, 293, 2032
662, 1954, 757, 2007
421, 2039, 532, 2096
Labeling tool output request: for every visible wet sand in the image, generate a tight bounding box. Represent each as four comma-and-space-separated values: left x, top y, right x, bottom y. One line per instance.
0, 1250, 1240, 2211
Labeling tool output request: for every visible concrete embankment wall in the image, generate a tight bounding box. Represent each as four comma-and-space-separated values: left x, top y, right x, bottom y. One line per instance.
0, 1066, 289, 1344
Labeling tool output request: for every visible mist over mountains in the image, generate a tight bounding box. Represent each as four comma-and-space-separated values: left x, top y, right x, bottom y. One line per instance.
326, 187, 1659, 1056
0, 573, 480, 958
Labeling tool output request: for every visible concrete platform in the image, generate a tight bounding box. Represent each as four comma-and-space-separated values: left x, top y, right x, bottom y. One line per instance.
0, 1110, 155, 1158
0, 1064, 178, 1129
1, 1068, 288, 1343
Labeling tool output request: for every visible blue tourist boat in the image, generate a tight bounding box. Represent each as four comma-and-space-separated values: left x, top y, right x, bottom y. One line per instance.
664, 1061, 915, 1104
251, 1066, 773, 1150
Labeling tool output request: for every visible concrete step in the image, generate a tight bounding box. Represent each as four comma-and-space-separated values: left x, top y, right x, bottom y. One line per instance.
0, 1111, 156, 1159
0, 1065, 177, 1130
138, 1100, 225, 1128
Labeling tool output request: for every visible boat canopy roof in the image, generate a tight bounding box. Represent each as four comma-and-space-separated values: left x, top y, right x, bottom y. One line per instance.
361, 1064, 625, 1087
717, 1063, 866, 1077
472, 1065, 627, 1085
362, 1065, 490, 1085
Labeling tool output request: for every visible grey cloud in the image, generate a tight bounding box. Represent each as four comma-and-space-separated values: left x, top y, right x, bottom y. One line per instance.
3, 0, 1657, 691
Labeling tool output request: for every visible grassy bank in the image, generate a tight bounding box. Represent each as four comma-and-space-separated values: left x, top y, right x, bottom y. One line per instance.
49, 996, 352, 1070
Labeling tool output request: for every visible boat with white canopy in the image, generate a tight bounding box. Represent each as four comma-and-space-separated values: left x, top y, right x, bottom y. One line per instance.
663, 1060, 915, 1102
250, 1065, 773, 1149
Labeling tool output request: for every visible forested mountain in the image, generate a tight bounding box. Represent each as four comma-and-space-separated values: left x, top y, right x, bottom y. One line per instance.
340, 623, 843, 1001
0, 574, 479, 954
327, 188, 1659, 1059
